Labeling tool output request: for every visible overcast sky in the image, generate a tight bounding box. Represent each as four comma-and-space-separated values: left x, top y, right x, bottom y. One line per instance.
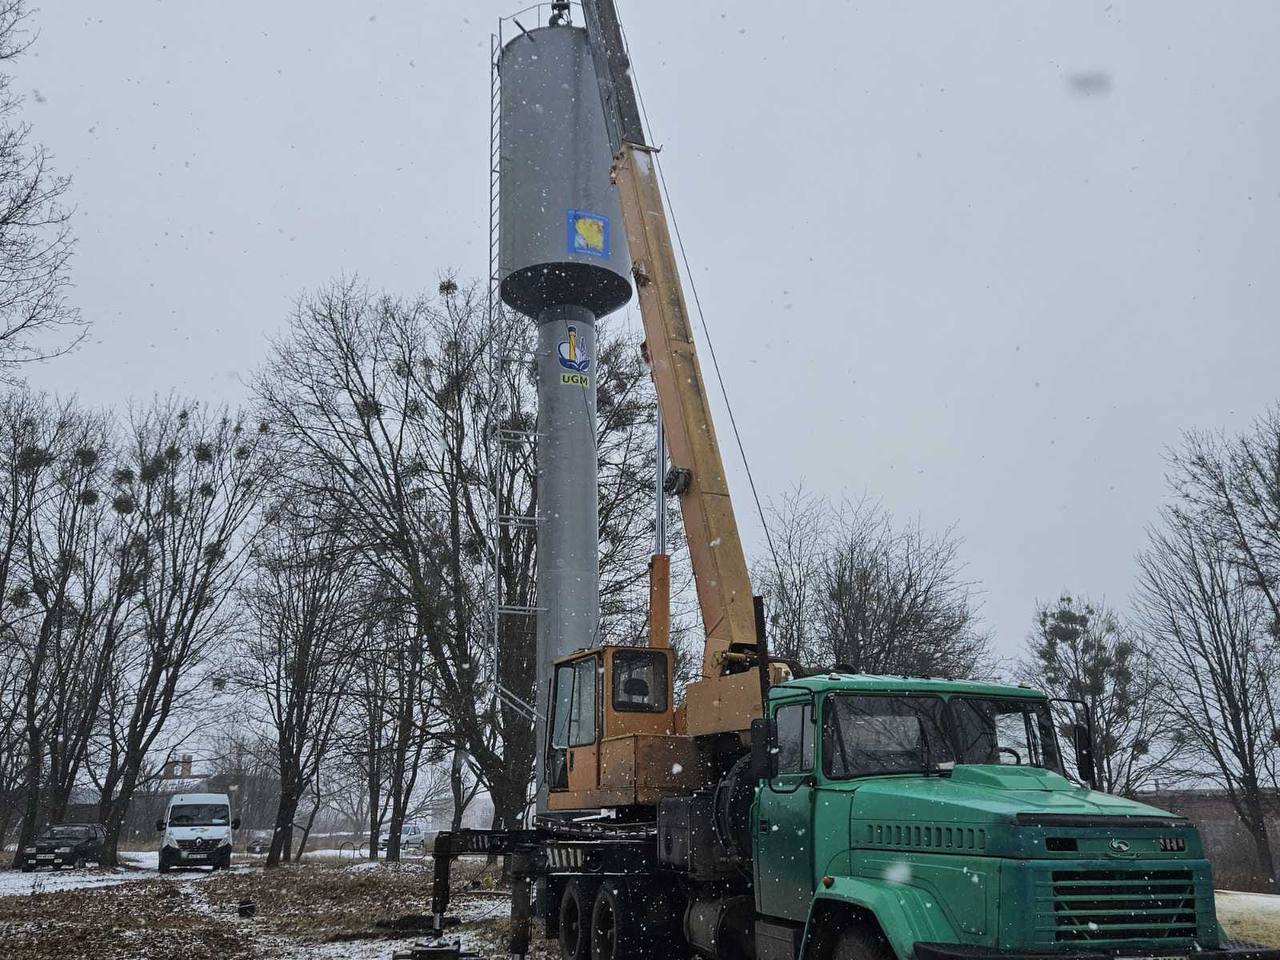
19, 1, 1280, 662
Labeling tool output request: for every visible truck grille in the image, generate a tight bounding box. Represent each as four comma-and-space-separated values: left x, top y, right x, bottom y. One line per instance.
1040, 868, 1198, 943
176, 838, 220, 851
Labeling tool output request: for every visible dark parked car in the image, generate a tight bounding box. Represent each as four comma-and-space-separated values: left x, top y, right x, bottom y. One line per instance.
19, 823, 106, 872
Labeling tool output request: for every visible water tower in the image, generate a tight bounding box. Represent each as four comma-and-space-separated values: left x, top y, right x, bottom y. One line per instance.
497, 7, 633, 805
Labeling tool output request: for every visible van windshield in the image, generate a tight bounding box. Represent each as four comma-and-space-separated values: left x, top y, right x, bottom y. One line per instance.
168, 804, 229, 827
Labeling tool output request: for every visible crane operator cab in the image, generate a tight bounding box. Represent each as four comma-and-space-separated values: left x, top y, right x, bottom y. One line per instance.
546, 645, 708, 811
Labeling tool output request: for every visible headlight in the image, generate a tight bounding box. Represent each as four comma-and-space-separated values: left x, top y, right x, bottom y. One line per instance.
56, 846, 72, 853
23, 847, 35, 854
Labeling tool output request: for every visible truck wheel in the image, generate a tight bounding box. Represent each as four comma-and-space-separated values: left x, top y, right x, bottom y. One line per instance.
832, 925, 894, 960
158, 851, 171, 874
559, 881, 593, 960
590, 882, 627, 960
20, 861, 33, 873
592, 882, 652, 960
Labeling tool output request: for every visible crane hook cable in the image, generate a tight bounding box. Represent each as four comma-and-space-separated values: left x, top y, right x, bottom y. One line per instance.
616, 10, 787, 605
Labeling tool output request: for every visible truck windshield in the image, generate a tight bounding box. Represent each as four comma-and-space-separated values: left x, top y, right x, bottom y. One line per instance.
949, 697, 1063, 772
822, 694, 1065, 778
168, 805, 229, 827
824, 695, 954, 778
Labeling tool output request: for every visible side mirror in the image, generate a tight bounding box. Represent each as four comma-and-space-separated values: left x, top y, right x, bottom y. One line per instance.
155, 819, 165, 832
1072, 722, 1098, 790
749, 717, 778, 782
231, 818, 241, 831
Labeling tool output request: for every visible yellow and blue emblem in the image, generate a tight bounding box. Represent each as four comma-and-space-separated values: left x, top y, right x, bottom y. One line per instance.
558, 324, 591, 387
567, 209, 610, 259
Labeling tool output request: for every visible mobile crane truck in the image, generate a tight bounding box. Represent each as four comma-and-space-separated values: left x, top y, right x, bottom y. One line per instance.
413, 3, 1279, 960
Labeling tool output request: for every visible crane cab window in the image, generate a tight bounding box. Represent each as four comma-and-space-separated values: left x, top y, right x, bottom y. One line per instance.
775, 701, 814, 774
552, 657, 599, 749
612, 650, 668, 713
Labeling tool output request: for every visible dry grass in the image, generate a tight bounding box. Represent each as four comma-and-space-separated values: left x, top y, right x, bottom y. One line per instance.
0, 858, 510, 960
0, 880, 253, 960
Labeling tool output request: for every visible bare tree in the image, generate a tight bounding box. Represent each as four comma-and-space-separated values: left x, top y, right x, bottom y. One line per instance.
752, 486, 827, 662
0, 637, 22, 847
91, 401, 268, 865
755, 490, 989, 676
0, 3, 83, 371
238, 500, 364, 867
359, 589, 435, 863
1020, 593, 1174, 795
0, 395, 108, 863
1171, 409, 1280, 637
256, 279, 663, 833
1137, 505, 1279, 885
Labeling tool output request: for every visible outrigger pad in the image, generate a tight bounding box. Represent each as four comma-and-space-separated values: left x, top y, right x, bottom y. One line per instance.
391, 940, 480, 960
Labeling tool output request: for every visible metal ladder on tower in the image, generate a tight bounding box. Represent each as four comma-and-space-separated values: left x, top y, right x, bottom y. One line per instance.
488, 26, 538, 725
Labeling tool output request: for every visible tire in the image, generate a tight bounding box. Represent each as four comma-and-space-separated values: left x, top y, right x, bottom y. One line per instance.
590, 882, 628, 960
20, 861, 33, 874
559, 880, 593, 960
73, 856, 85, 870
158, 851, 171, 874
831, 925, 895, 960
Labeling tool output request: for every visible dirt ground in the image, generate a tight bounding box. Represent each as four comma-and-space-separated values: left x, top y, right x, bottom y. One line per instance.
1, 860, 1277, 959
0, 857, 548, 960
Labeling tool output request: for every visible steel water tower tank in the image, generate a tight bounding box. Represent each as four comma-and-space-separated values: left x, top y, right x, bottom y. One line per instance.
498, 24, 632, 318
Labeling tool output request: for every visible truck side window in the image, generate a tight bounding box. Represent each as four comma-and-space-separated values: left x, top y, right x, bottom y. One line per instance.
551, 657, 599, 749
775, 701, 814, 774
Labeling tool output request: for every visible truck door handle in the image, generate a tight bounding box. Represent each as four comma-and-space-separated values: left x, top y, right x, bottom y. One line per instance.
759, 819, 770, 832
569, 752, 575, 772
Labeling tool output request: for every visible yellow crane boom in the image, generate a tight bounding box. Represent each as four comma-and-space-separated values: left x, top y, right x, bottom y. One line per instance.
584, 2, 764, 738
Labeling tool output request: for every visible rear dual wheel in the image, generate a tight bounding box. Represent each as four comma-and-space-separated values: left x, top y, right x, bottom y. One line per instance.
558, 880, 593, 960
590, 883, 626, 960
559, 879, 683, 960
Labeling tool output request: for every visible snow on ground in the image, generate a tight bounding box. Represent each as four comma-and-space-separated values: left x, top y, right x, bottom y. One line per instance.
0, 850, 256, 899
268, 940, 412, 960
1217, 890, 1280, 946
0, 866, 141, 897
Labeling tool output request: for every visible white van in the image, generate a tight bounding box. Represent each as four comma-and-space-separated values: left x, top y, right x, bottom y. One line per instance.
156, 792, 239, 873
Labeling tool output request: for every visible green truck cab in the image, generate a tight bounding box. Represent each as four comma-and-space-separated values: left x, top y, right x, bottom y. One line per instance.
751, 673, 1263, 960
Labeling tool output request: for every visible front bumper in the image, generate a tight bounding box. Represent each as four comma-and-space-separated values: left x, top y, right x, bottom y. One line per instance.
26, 852, 72, 868
168, 844, 229, 862
916, 943, 1280, 960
